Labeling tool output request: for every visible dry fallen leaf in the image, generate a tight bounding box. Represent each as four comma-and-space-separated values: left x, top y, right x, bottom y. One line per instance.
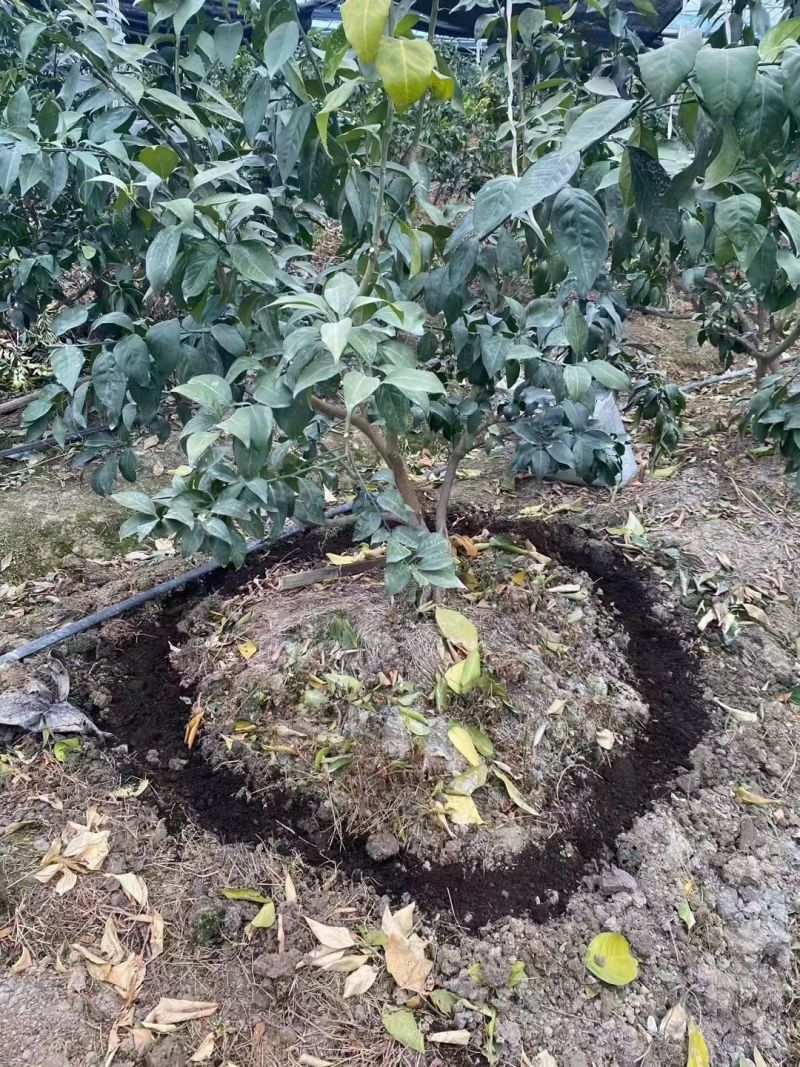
660, 1002, 688, 1043
144, 998, 218, 1027
447, 723, 482, 766
596, 729, 616, 750
428, 1030, 470, 1045
734, 786, 778, 806
284, 869, 297, 904
111, 872, 149, 908
384, 932, 433, 994
9, 945, 33, 974
343, 963, 378, 998
189, 1033, 216, 1062
305, 917, 356, 949
298, 1057, 335, 1067
62, 828, 110, 870
531, 1053, 558, 1067
184, 709, 204, 749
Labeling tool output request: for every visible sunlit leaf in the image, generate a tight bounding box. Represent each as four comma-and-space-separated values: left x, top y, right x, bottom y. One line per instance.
583, 932, 639, 986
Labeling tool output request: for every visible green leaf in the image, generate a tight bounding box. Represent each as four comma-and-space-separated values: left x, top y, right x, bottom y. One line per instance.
293, 355, 339, 395
784, 48, 800, 119
587, 360, 630, 391
251, 900, 276, 928
341, 0, 390, 63
584, 932, 639, 986
215, 21, 244, 70
375, 38, 436, 113
173, 0, 205, 37
342, 370, 380, 412
112, 491, 157, 516
6, 86, 32, 127
383, 367, 446, 396
92, 350, 127, 416
114, 335, 150, 386
561, 98, 634, 155
627, 147, 680, 241
54, 737, 80, 763
182, 243, 219, 300
493, 767, 538, 815
20, 21, 46, 63
220, 886, 271, 903
693, 46, 758, 118
563, 364, 593, 400
229, 241, 275, 286
320, 318, 353, 362
777, 205, 800, 254
382, 1008, 425, 1053
512, 151, 579, 216
474, 175, 518, 238
704, 121, 740, 187
715, 193, 760, 249
138, 145, 181, 180
243, 77, 270, 144
638, 30, 701, 104
265, 20, 299, 76
435, 607, 479, 652
146, 226, 181, 293
759, 18, 800, 62
551, 187, 609, 296
51, 305, 89, 337
173, 374, 233, 415
51, 346, 84, 395
733, 72, 787, 156
564, 302, 589, 354
276, 103, 312, 182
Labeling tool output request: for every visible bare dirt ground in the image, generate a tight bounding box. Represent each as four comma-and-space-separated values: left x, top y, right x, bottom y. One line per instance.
0, 317, 798, 1067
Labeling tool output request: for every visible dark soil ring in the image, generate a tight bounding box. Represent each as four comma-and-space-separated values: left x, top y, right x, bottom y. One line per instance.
82, 519, 708, 929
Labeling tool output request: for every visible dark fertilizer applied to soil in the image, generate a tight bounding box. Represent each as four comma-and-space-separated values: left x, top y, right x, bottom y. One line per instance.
71, 519, 709, 930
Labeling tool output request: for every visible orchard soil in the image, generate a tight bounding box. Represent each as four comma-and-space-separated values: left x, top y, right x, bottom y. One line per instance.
0, 315, 798, 1067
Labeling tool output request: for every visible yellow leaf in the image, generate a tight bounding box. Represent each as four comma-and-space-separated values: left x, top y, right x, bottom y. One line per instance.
341, 0, 390, 63
596, 728, 616, 750
185, 709, 204, 749
687, 1020, 710, 1067
734, 786, 778, 806
444, 649, 481, 695
428, 68, 455, 101
443, 793, 483, 825
111, 872, 149, 908
62, 828, 110, 871
447, 723, 482, 767
447, 762, 488, 796
492, 767, 539, 815
238, 639, 258, 660
9, 945, 33, 974
435, 607, 479, 651
583, 932, 639, 987
375, 37, 436, 113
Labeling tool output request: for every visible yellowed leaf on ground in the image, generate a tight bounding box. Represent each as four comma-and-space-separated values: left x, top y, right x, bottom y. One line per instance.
596, 729, 616, 750
583, 932, 639, 986
687, 1020, 710, 1067
148, 911, 164, 959
447, 762, 488, 796
343, 963, 378, 998
251, 901, 276, 929
100, 917, 125, 964
384, 933, 433, 994
444, 649, 481, 695
144, 998, 218, 1027
435, 607, 479, 651
734, 786, 778, 806
447, 724, 482, 767
109, 779, 150, 800
305, 917, 356, 949
189, 1033, 215, 1062
9, 945, 32, 974
492, 767, 539, 816
111, 872, 149, 908
443, 793, 483, 826
428, 1030, 470, 1045
298, 1057, 335, 1067
309, 948, 369, 972
284, 869, 297, 904
184, 709, 204, 749
76, 944, 146, 1002
238, 639, 258, 660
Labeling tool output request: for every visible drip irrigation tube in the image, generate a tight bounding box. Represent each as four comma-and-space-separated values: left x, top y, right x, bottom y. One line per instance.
0, 426, 108, 463
0, 504, 354, 669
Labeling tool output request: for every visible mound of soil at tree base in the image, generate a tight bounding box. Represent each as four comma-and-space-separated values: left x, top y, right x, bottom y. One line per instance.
65, 518, 709, 929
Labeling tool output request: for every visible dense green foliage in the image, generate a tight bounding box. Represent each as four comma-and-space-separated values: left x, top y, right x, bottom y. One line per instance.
1, 0, 798, 588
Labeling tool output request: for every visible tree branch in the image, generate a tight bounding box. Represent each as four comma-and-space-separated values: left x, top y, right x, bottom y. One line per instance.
764, 319, 800, 365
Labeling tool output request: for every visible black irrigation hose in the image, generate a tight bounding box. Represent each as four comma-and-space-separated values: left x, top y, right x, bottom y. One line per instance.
0, 504, 355, 669
0, 426, 109, 463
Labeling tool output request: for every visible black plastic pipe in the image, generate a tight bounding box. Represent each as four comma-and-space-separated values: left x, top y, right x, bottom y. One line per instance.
0, 505, 354, 669
0, 426, 108, 463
